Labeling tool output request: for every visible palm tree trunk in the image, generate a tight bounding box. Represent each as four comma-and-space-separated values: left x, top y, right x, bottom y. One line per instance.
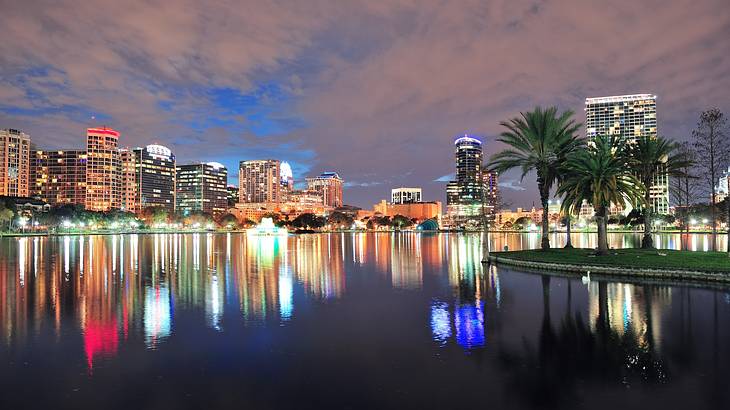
727, 201, 730, 256
539, 180, 550, 250
642, 192, 654, 249
564, 214, 573, 249
481, 185, 490, 263
596, 205, 609, 255
711, 194, 717, 251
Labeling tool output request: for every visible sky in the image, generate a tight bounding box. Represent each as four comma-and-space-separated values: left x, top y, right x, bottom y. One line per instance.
1, 0, 729, 208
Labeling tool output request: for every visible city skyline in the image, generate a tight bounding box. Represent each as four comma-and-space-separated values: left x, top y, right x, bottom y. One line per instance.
1, 1, 729, 208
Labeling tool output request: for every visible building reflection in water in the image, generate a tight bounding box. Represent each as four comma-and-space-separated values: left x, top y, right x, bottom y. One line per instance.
588, 281, 671, 352
429, 234, 501, 351
0, 231, 726, 388
390, 233, 423, 290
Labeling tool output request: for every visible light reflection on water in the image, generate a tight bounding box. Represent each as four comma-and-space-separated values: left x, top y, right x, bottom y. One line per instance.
0, 232, 729, 409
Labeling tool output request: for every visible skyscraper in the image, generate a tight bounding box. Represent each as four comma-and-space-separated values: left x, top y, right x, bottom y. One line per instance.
280, 161, 294, 201
446, 135, 484, 228
119, 148, 138, 213
176, 162, 228, 215
226, 184, 239, 207
239, 159, 281, 203
30, 149, 87, 206
306, 172, 343, 207
482, 168, 499, 222
0, 129, 31, 197
133, 144, 176, 213
85, 127, 121, 211
585, 94, 668, 214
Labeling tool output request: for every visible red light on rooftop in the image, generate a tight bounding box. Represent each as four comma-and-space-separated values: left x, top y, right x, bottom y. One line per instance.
87, 127, 120, 137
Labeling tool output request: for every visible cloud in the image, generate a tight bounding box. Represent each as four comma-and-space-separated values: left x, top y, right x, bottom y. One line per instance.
434, 173, 455, 182
345, 181, 385, 188
0, 0, 728, 207
498, 180, 527, 192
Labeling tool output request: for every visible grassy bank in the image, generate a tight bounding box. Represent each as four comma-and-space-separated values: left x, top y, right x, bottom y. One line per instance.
492, 249, 730, 273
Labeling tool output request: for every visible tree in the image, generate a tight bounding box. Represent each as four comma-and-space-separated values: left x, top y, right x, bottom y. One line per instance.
292, 213, 325, 229
0, 204, 13, 231
558, 135, 645, 255
391, 214, 413, 229
513, 216, 534, 230
488, 106, 583, 250
670, 142, 699, 234
327, 211, 354, 229
560, 213, 574, 248
141, 206, 170, 225
367, 215, 391, 230
628, 136, 693, 249
618, 209, 644, 227
692, 108, 729, 251
183, 211, 214, 228
240, 218, 256, 228
218, 213, 239, 229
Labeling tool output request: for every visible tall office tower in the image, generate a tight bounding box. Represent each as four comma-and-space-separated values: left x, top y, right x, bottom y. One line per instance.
226, 184, 239, 207
585, 94, 667, 214
715, 166, 730, 202
391, 187, 422, 204
482, 168, 500, 221
176, 162, 228, 215
280, 161, 294, 201
306, 172, 344, 207
119, 148, 138, 213
446, 135, 484, 227
132, 144, 176, 213
239, 159, 281, 203
0, 129, 31, 197
85, 127, 121, 211
30, 149, 88, 206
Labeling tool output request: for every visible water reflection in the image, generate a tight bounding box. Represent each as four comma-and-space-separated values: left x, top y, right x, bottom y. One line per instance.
489, 231, 728, 252
0, 232, 729, 408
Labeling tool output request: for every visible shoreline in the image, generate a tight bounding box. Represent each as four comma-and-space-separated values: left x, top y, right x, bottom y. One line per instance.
0, 229, 726, 238
488, 249, 730, 283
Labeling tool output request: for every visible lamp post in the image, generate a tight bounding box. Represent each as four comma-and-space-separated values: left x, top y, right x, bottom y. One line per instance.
481, 175, 490, 264
18, 217, 28, 234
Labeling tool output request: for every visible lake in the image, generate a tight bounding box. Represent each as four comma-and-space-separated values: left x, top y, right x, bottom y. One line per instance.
1, 232, 729, 409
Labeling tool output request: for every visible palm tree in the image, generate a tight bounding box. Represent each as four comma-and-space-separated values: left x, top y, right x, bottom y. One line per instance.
488, 106, 583, 250
628, 136, 694, 249
557, 135, 645, 255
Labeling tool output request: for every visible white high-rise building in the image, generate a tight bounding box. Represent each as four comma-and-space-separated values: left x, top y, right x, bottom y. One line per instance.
0, 129, 31, 197
391, 187, 422, 204
585, 94, 668, 214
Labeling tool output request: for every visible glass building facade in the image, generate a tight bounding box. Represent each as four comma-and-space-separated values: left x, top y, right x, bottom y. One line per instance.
585, 94, 668, 214
133, 144, 176, 213
176, 162, 228, 215
446, 136, 484, 228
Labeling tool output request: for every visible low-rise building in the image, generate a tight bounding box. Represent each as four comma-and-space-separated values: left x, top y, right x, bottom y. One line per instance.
373, 200, 441, 222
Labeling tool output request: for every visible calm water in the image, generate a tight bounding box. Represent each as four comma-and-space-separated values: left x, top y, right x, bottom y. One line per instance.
1, 232, 729, 409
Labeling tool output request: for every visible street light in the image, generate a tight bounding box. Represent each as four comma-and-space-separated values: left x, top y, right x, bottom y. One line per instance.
18, 217, 27, 234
